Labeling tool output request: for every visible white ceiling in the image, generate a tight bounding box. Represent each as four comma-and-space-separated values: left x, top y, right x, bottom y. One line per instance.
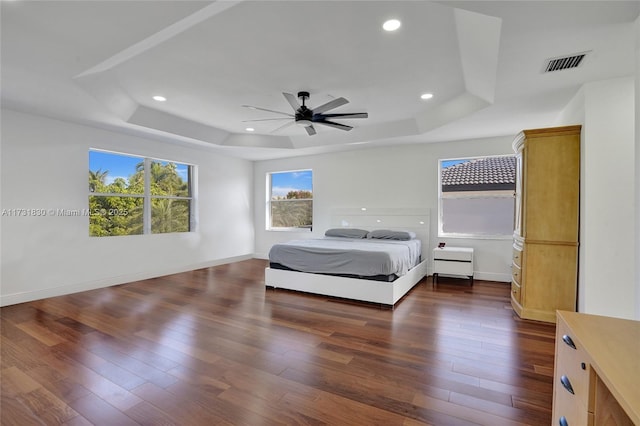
2, 1, 638, 160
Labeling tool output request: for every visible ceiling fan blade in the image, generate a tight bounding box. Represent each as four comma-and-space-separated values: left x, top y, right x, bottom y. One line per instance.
315, 112, 368, 119
305, 125, 316, 136
242, 118, 291, 122
312, 97, 348, 114
270, 120, 296, 133
242, 105, 293, 117
282, 93, 300, 111
314, 120, 353, 131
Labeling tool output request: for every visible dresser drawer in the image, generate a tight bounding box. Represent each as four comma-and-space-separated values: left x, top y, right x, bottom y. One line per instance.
513, 247, 523, 268
554, 384, 593, 426
512, 263, 522, 285
555, 320, 596, 410
511, 280, 521, 304
553, 311, 640, 426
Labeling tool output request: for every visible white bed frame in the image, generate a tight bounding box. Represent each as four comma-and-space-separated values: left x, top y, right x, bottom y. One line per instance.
265, 208, 430, 307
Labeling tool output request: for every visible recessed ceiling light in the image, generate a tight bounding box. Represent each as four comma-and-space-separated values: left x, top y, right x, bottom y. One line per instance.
245, 127, 255, 132
420, 93, 434, 100
382, 19, 401, 32
152, 95, 167, 102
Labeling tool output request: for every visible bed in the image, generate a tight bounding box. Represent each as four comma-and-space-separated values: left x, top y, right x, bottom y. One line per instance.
264, 208, 429, 307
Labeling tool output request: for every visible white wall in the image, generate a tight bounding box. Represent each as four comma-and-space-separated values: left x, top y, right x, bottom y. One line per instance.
583, 77, 635, 320
254, 137, 516, 282
558, 88, 588, 313
560, 76, 636, 320
0, 109, 255, 306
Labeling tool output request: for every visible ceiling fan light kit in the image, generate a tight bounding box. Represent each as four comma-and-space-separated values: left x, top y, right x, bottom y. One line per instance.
242, 91, 368, 136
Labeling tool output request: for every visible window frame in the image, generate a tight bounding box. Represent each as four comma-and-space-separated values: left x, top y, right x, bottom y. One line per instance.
266, 169, 313, 232
89, 149, 195, 237
438, 155, 516, 240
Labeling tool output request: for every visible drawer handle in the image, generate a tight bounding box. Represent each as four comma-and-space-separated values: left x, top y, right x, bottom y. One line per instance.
560, 375, 574, 394
562, 334, 577, 350
559, 416, 569, 426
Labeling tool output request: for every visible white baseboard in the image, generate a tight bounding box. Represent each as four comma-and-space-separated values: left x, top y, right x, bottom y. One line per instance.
474, 271, 511, 283
0, 254, 253, 307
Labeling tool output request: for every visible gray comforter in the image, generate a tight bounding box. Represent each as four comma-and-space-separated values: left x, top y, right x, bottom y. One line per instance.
268, 237, 421, 277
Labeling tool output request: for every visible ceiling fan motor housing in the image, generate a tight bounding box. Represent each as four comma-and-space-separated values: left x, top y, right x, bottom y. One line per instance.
295, 92, 312, 125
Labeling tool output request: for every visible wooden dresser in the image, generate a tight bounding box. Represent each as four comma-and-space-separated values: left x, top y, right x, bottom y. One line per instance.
553, 311, 640, 425
511, 125, 581, 323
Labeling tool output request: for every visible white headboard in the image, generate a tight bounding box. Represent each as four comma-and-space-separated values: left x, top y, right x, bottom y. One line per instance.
330, 207, 430, 253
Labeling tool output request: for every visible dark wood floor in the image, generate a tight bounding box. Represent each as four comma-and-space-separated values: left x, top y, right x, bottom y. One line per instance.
1, 259, 557, 425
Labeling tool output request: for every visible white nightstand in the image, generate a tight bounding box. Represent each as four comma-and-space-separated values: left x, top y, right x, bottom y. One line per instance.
433, 247, 474, 285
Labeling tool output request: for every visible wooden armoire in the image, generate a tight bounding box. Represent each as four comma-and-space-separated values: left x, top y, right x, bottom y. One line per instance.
511, 125, 581, 323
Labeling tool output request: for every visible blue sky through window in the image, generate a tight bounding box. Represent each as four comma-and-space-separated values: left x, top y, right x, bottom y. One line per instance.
89, 151, 141, 185
271, 170, 312, 198
441, 159, 469, 169
89, 151, 189, 184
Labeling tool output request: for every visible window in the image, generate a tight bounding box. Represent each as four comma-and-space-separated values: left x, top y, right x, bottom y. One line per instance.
89, 150, 193, 237
267, 170, 312, 230
438, 156, 516, 238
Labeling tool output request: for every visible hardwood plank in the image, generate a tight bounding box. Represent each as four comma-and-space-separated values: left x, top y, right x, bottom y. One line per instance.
1, 336, 49, 371
60, 414, 94, 426
85, 343, 178, 388
52, 342, 147, 391
1, 366, 80, 425
1, 366, 42, 396
44, 352, 143, 412
15, 387, 79, 425
130, 382, 233, 425
281, 389, 437, 426
67, 393, 139, 426
0, 393, 44, 426
1, 259, 557, 425
412, 392, 524, 426
124, 401, 179, 426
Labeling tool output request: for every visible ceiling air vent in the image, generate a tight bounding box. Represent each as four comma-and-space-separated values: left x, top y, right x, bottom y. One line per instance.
543, 52, 589, 73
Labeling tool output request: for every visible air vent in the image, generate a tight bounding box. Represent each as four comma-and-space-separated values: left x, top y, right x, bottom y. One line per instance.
543, 52, 589, 73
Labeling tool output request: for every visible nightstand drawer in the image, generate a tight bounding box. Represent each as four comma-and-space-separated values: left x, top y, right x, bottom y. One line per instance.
434, 259, 473, 276
433, 247, 473, 262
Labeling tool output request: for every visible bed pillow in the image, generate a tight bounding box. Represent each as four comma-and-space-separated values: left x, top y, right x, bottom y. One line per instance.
367, 229, 416, 241
324, 228, 370, 239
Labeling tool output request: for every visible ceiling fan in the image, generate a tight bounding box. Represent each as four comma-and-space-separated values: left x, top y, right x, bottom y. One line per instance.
242, 91, 368, 136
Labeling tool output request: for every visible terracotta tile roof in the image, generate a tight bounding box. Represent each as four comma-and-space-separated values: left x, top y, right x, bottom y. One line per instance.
442, 156, 516, 192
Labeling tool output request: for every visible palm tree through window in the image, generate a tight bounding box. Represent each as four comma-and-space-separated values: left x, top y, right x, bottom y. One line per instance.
89, 150, 193, 237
